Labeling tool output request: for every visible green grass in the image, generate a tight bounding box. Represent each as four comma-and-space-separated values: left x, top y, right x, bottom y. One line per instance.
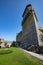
0, 48, 13, 55
0, 47, 43, 65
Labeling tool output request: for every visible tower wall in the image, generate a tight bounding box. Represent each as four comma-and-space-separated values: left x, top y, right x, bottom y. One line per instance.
22, 12, 39, 49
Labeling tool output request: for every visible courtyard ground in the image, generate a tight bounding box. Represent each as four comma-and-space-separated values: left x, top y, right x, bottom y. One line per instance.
0, 47, 43, 65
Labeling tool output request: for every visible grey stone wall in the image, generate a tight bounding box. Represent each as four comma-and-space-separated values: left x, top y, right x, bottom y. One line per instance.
16, 4, 43, 51
22, 13, 39, 49
16, 31, 22, 43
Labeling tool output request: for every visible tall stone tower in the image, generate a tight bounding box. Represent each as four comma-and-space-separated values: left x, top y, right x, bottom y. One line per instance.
21, 4, 40, 49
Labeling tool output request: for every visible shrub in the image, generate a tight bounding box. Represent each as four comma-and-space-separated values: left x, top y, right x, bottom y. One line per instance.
39, 29, 43, 33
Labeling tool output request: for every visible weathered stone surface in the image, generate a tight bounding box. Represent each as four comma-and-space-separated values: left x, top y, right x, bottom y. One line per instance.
21, 5, 39, 49
16, 4, 43, 52
0, 38, 12, 48
16, 31, 22, 43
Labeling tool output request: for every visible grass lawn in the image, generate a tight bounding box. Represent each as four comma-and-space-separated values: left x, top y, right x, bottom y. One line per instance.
0, 47, 43, 65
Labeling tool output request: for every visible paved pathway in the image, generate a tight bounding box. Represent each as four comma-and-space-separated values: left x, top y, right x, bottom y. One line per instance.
21, 48, 43, 61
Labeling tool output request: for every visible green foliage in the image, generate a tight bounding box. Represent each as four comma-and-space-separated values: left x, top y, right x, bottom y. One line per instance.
41, 38, 43, 41
41, 35, 43, 41
39, 29, 43, 33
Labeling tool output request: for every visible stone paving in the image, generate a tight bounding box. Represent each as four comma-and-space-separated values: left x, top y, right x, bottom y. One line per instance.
21, 48, 43, 61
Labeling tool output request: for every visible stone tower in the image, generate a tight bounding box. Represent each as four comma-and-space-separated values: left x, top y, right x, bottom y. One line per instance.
21, 4, 41, 49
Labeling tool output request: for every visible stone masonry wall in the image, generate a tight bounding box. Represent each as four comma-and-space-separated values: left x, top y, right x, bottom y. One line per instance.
22, 13, 39, 49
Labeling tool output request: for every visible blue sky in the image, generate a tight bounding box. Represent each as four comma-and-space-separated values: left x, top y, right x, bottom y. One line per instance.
0, 0, 43, 41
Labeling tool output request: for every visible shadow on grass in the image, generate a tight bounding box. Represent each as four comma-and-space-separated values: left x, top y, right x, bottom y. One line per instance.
0, 49, 13, 55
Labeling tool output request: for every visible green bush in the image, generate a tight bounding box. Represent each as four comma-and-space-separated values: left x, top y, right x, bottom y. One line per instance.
41, 38, 43, 41
41, 35, 43, 41
39, 29, 43, 33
